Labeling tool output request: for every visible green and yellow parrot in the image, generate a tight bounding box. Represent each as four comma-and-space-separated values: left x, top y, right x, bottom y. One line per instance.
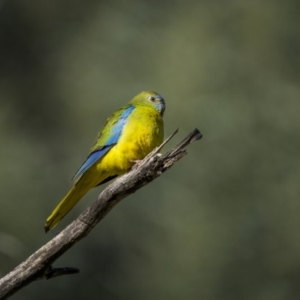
44, 91, 165, 232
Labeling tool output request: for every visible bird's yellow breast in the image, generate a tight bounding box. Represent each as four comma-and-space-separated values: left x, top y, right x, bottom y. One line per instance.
97, 106, 164, 175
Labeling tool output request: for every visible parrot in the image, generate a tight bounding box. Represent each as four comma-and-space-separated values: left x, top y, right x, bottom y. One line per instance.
44, 91, 165, 232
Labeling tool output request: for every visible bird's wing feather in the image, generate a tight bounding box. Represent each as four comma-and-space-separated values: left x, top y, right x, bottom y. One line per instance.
72, 104, 135, 184
71, 147, 111, 185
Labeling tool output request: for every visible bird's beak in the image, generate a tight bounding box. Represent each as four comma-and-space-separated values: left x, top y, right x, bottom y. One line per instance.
155, 95, 165, 116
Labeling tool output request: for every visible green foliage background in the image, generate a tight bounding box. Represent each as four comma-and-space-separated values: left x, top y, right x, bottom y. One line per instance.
1, 1, 300, 299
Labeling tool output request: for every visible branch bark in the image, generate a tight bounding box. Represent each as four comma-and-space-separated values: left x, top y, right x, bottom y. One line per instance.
0, 129, 202, 300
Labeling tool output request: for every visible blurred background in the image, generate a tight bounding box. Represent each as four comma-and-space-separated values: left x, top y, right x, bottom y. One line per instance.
1, 0, 300, 299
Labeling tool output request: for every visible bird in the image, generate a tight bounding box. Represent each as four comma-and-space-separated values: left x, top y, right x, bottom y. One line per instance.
44, 91, 165, 232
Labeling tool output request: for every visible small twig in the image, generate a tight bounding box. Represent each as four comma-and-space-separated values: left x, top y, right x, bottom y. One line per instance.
38, 266, 79, 280
149, 128, 179, 156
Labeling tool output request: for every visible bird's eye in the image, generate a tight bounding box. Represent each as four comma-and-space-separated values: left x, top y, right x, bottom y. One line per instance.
149, 96, 156, 102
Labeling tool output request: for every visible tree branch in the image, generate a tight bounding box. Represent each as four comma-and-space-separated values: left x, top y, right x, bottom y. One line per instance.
0, 128, 202, 300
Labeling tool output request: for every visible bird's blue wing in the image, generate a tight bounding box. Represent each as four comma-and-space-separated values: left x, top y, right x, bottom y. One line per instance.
72, 105, 135, 184
72, 146, 112, 185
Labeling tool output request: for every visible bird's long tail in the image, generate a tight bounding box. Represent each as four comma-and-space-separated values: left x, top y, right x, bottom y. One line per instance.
44, 185, 88, 232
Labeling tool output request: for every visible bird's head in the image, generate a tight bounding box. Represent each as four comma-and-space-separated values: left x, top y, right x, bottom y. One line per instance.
131, 91, 166, 116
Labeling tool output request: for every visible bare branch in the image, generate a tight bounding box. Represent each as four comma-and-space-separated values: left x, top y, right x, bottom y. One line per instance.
0, 129, 202, 300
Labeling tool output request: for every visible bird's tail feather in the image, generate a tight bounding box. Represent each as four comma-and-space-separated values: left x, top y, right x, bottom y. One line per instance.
44, 186, 86, 232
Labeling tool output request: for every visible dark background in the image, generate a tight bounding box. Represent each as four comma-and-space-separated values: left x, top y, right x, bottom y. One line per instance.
1, 1, 300, 299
